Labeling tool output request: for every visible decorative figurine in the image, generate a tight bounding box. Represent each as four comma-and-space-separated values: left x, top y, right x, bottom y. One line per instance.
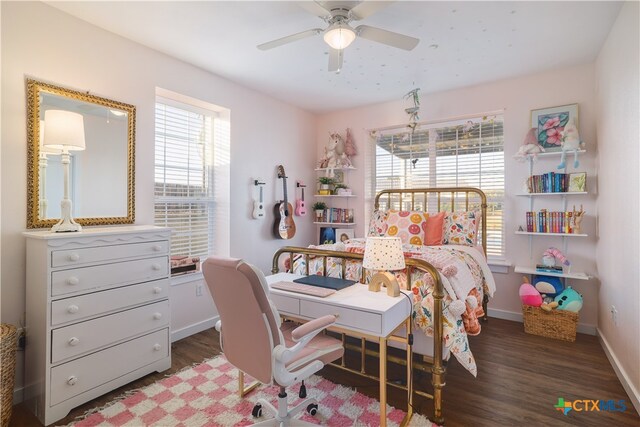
514, 128, 545, 162
558, 119, 582, 169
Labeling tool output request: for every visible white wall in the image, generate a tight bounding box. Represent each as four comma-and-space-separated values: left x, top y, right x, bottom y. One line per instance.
317, 63, 600, 329
1, 1, 317, 393
595, 1, 640, 410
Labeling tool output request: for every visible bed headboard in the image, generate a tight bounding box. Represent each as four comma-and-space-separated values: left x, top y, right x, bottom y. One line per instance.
374, 187, 488, 255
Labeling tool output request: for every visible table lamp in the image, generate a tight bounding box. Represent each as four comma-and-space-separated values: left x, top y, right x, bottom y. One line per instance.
43, 110, 86, 232
362, 237, 405, 297
38, 119, 61, 218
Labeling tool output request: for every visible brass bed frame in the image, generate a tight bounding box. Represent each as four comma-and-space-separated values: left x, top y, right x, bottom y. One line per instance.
271, 187, 488, 425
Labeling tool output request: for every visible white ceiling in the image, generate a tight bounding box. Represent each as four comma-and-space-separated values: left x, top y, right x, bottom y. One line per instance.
47, 1, 622, 113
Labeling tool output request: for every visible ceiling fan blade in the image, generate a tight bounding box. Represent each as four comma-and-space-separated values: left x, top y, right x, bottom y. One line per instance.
328, 48, 344, 73
257, 28, 323, 50
299, 1, 333, 20
355, 25, 419, 50
349, 1, 394, 20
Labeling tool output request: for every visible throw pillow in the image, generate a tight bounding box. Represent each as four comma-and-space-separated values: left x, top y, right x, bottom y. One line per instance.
423, 212, 445, 246
384, 210, 428, 245
443, 210, 481, 246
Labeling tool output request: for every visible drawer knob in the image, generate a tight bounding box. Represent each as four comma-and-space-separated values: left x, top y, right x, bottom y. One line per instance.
153, 344, 161, 351
153, 287, 162, 294
153, 312, 162, 320
67, 277, 79, 286
152, 245, 162, 252
67, 305, 79, 314
152, 264, 161, 271
68, 337, 80, 346
68, 253, 80, 262
67, 376, 78, 386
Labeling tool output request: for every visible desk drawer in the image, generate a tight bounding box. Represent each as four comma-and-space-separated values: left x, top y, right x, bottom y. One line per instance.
52, 241, 169, 268
51, 256, 168, 297
270, 294, 299, 316
300, 300, 381, 335
50, 329, 169, 406
51, 300, 169, 364
51, 279, 169, 326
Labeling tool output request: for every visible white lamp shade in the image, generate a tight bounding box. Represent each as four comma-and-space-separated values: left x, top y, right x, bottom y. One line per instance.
39, 120, 61, 155
323, 23, 356, 50
43, 110, 86, 151
363, 237, 406, 271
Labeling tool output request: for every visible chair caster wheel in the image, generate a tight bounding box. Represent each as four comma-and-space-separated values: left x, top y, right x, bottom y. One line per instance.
299, 383, 307, 398
306, 403, 318, 416
252, 404, 262, 418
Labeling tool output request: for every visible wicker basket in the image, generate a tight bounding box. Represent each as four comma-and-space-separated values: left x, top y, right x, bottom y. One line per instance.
0, 324, 18, 427
522, 305, 578, 342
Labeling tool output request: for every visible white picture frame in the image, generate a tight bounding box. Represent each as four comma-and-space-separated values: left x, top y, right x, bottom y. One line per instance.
336, 228, 354, 243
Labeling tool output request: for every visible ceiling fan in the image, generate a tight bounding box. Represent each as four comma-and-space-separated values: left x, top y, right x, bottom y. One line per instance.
257, 1, 420, 73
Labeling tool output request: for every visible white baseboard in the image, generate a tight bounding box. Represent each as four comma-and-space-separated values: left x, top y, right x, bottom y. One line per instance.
597, 329, 640, 415
13, 386, 23, 405
171, 316, 219, 343
487, 307, 597, 335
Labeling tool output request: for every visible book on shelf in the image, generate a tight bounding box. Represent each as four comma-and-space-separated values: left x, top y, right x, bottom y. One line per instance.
535, 264, 564, 274
319, 208, 354, 224
526, 172, 584, 193
525, 210, 574, 233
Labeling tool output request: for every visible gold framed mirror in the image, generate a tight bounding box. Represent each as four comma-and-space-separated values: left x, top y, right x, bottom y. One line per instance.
26, 79, 135, 228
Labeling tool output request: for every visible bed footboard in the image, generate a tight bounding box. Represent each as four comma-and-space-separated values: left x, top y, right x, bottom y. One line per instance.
272, 246, 446, 425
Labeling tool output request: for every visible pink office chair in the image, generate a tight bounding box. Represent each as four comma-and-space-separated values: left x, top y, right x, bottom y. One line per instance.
203, 256, 344, 426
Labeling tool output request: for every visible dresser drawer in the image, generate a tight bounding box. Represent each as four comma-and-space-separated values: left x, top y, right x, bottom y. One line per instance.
300, 300, 381, 335
52, 240, 169, 268
51, 256, 168, 297
51, 279, 169, 326
50, 329, 169, 406
51, 300, 169, 364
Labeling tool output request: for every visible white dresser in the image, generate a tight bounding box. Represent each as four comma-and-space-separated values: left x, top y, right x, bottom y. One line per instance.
23, 226, 172, 425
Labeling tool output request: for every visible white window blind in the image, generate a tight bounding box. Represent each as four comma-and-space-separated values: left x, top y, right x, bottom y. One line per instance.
154, 99, 215, 259
373, 115, 505, 259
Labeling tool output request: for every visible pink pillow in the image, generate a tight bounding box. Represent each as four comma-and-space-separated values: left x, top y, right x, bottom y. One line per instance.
384, 210, 428, 245
423, 212, 445, 246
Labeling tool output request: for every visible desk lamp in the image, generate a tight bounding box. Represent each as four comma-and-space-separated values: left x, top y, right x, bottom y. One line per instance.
362, 237, 405, 297
38, 119, 61, 218
43, 110, 85, 232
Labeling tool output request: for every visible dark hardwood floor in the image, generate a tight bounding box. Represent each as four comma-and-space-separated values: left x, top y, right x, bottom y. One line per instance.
10, 318, 639, 426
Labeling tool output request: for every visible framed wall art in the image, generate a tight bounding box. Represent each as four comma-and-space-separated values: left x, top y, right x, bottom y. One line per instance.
530, 103, 578, 152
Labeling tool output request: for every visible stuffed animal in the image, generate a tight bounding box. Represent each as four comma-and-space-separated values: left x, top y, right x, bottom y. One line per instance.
541, 301, 559, 312
542, 247, 570, 268
558, 119, 582, 169
533, 275, 565, 298
554, 286, 583, 312
519, 276, 543, 307
514, 128, 545, 162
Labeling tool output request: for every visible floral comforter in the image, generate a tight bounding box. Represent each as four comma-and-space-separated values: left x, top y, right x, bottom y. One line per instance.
288, 238, 496, 376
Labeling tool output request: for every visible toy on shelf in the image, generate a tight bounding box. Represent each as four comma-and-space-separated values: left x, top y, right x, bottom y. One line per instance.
542, 247, 570, 268
514, 128, 545, 162
558, 119, 583, 169
319, 129, 356, 169
571, 205, 586, 234
519, 276, 543, 307
554, 286, 583, 312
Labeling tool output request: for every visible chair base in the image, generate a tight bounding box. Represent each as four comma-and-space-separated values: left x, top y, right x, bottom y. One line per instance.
250, 387, 320, 427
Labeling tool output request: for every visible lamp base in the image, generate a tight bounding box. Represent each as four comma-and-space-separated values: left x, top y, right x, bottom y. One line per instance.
368, 272, 400, 297
51, 199, 82, 232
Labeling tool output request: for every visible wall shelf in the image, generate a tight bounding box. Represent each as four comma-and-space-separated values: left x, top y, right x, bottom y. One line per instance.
527, 149, 586, 159
516, 192, 588, 197
314, 194, 356, 198
313, 222, 356, 226
315, 167, 356, 171
515, 231, 587, 237
514, 265, 591, 281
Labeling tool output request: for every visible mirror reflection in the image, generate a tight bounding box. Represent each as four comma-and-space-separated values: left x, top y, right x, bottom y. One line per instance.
27, 79, 135, 228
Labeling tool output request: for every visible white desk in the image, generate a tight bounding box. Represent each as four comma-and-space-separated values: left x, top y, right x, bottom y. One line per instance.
266, 273, 414, 426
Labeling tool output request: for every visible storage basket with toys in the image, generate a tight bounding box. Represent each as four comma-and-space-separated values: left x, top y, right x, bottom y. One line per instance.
519, 271, 583, 342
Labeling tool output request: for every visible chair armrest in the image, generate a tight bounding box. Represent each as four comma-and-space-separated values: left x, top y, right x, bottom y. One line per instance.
291, 315, 336, 342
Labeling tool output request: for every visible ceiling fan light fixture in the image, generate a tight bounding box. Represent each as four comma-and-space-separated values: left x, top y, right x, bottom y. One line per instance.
323, 23, 356, 50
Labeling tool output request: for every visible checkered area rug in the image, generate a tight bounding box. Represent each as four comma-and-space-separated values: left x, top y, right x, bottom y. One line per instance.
69, 355, 435, 426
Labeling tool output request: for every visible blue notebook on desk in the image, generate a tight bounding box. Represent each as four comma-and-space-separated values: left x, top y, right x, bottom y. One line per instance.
293, 275, 356, 290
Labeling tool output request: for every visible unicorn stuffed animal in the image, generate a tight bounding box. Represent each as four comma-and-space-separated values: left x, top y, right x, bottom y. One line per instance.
558, 119, 582, 169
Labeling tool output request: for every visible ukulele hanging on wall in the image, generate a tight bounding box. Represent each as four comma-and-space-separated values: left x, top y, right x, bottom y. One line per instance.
274, 165, 296, 239
252, 178, 266, 219
295, 181, 307, 216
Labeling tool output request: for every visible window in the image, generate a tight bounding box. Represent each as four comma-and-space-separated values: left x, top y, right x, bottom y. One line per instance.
372, 114, 505, 259
154, 98, 215, 259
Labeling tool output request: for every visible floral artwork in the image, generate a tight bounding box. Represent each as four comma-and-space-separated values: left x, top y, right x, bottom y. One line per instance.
530, 104, 578, 152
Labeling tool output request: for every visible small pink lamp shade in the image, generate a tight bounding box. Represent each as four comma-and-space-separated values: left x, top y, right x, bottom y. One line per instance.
43, 110, 86, 151
363, 237, 405, 271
